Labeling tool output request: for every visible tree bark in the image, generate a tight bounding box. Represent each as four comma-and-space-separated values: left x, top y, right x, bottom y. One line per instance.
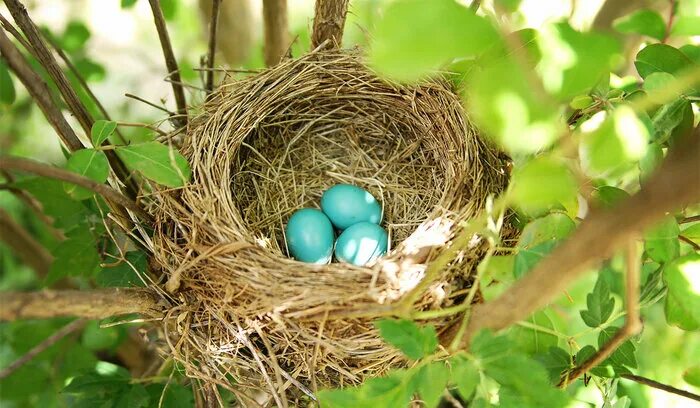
311, 0, 349, 49
263, 0, 290, 66
443, 127, 700, 347
0, 288, 162, 321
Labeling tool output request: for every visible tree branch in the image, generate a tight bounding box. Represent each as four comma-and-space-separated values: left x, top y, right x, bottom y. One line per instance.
311, 0, 349, 49
0, 208, 53, 277
620, 373, 700, 402
443, 128, 700, 348
205, 0, 221, 93
147, 0, 188, 126
262, 0, 290, 66
0, 156, 153, 223
0, 288, 162, 321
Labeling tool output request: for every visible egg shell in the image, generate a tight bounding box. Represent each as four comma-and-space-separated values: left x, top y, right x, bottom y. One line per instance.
334, 222, 388, 266
320, 184, 382, 230
285, 208, 335, 264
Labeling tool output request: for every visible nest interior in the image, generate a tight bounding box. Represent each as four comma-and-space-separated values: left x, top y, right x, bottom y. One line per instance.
150, 49, 510, 402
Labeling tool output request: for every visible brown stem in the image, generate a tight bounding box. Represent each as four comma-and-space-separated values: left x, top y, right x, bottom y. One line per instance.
680, 215, 700, 224
662, 0, 677, 44
679, 235, 700, 250
263, 0, 290, 66
0, 156, 153, 223
311, 0, 349, 49
470, 0, 482, 11
0, 288, 162, 320
0, 318, 86, 379
443, 127, 700, 348
620, 374, 700, 402
205, 0, 221, 93
0, 208, 53, 276
0, 27, 83, 152
0, 13, 31, 51
147, 0, 188, 126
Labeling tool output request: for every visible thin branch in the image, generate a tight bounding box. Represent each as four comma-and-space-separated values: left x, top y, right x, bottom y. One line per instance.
0, 208, 53, 277
205, 0, 221, 93
620, 373, 700, 402
263, 0, 290, 66
442, 127, 700, 348
311, 0, 349, 49
680, 215, 700, 224
0, 288, 162, 320
679, 235, 700, 250
147, 0, 188, 126
0, 27, 83, 151
558, 241, 642, 387
0, 13, 31, 52
124, 93, 176, 115
0, 318, 86, 379
470, 0, 482, 12
0, 156, 153, 223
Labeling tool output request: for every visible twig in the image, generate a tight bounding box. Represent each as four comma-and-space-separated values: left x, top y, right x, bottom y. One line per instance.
124, 93, 176, 115
205, 0, 221, 93
147, 0, 188, 126
558, 241, 642, 387
470, 0, 481, 12
0, 318, 86, 379
0, 288, 162, 320
662, 0, 677, 44
311, 0, 349, 49
116, 121, 168, 137
620, 374, 700, 402
0, 27, 82, 151
442, 127, 700, 348
0, 13, 31, 52
263, 0, 290, 66
679, 235, 700, 250
680, 215, 700, 224
0, 156, 153, 223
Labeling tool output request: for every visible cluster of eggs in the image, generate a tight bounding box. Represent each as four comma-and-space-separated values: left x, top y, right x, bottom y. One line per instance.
285, 184, 388, 266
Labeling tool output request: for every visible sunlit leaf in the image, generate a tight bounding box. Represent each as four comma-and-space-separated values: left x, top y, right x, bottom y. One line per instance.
415, 362, 449, 408
681, 223, 700, 245
73, 57, 106, 82
580, 275, 615, 328
115, 142, 191, 187
592, 186, 630, 209
81, 321, 122, 351
639, 142, 663, 181
375, 319, 438, 360
643, 72, 677, 102
91, 120, 118, 146
652, 98, 692, 144
683, 364, 700, 387
450, 356, 479, 400
570, 95, 593, 110
680, 44, 700, 64
510, 157, 577, 212
579, 107, 649, 176
0, 61, 16, 106
160, 0, 178, 20
645, 216, 680, 264
121, 0, 138, 8
663, 253, 700, 330
513, 241, 556, 278
672, 16, 700, 36
613, 9, 667, 40
61, 21, 91, 52
635, 44, 694, 79
64, 149, 110, 200
538, 347, 571, 382
509, 310, 558, 354
599, 327, 637, 368
518, 213, 575, 249
369, 0, 500, 81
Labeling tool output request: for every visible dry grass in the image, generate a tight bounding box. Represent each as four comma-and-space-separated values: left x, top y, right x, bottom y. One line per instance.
147, 48, 510, 405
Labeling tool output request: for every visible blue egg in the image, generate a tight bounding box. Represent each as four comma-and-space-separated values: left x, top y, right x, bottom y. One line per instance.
285, 209, 335, 264
334, 222, 388, 266
320, 184, 382, 230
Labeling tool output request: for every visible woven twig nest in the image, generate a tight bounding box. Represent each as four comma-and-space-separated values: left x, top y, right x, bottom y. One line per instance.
148, 49, 510, 403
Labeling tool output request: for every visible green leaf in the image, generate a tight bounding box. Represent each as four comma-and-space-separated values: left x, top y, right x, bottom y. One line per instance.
663, 253, 700, 330
513, 241, 556, 278
680, 44, 700, 64
509, 310, 558, 354
593, 186, 630, 208
635, 44, 694, 79
73, 57, 106, 82
47, 225, 101, 284
494, 0, 522, 13
570, 95, 594, 110
451, 356, 479, 401
415, 362, 449, 408
81, 321, 122, 351
644, 216, 680, 264
651, 98, 692, 143
510, 157, 577, 213
683, 364, 700, 387
369, 0, 500, 81
639, 142, 663, 181
518, 213, 575, 249
538, 347, 571, 382
319, 371, 415, 408
121, 0, 138, 8
64, 149, 110, 200
681, 223, 700, 245
13, 177, 90, 230
579, 106, 649, 176
160, 0, 178, 20
91, 120, 118, 146
537, 23, 621, 98
580, 275, 615, 328
375, 319, 438, 360
0, 61, 16, 106
145, 383, 194, 408
115, 142, 191, 187
96, 251, 147, 287
61, 21, 91, 52
115, 384, 149, 408
599, 327, 637, 369
479, 255, 515, 301
643, 72, 677, 101
672, 16, 700, 36
613, 9, 667, 40
63, 366, 130, 394
575, 345, 611, 377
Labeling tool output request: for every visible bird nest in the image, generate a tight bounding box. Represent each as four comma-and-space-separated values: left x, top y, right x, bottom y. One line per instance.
148, 49, 510, 404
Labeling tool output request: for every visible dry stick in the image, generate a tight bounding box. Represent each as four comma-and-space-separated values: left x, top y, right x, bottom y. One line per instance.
124, 93, 176, 115
0, 318, 86, 379
0, 13, 31, 51
310, 0, 349, 49
205, 0, 221, 93
443, 128, 700, 348
0, 28, 82, 152
620, 373, 700, 402
0, 288, 161, 320
262, 0, 290, 67
0, 208, 53, 277
0, 156, 153, 223
557, 241, 642, 387
147, 0, 188, 125
680, 214, 700, 224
